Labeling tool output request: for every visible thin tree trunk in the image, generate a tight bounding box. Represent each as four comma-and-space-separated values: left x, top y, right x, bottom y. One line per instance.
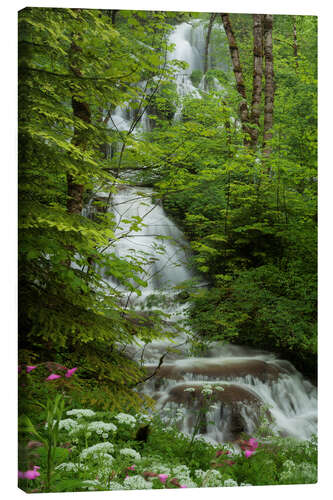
67, 39, 91, 214
204, 13, 217, 89
263, 14, 275, 158
220, 13, 252, 146
250, 14, 264, 148
293, 16, 298, 68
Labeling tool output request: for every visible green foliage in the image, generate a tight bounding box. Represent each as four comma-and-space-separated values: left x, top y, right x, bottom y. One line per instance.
190, 69, 203, 87
18, 7, 182, 410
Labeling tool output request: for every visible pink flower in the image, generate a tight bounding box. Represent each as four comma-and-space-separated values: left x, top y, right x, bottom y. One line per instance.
158, 474, 169, 483
23, 468, 40, 479
18, 470, 24, 479
244, 450, 254, 458
65, 367, 77, 378
26, 365, 37, 373
127, 465, 136, 471
18, 366, 22, 373
46, 373, 61, 380
180, 485, 188, 488
249, 439, 258, 449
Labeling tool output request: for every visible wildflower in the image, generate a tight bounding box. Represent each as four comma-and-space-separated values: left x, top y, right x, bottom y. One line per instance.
248, 438, 258, 450
114, 413, 136, 427
120, 448, 141, 461
26, 365, 37, 373
65, 367, 77, 378
201, 384, 213, 395
102, 433, 108, 439
241, 437, 259, 458
214, 385, 224, 391
80, 442, 114, 460
127, 465, 136, 471
184, 387, 196, 393
108, 481, 124, 490
18, 471, 24, 479
58, 418, 79, 431
55, 462, 87, 472
23, 467, 40, 480
158, 473, 169, 483
123, 475, 152, 490
223, 478, 238, 487
46, 373, 61, 380
87, 421, 117, 433
67, 409, 96, 418
180, 485, 188, 488
201, 469, 223, 487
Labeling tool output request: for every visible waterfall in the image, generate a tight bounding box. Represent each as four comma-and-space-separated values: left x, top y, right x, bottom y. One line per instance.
91, 21, 317, 444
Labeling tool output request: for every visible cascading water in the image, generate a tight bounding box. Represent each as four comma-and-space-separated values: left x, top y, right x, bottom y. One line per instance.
93, 21, 317, 444
105, 187, 317, 443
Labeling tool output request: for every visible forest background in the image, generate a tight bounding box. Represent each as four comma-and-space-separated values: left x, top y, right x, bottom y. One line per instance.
1, 2, 330, 498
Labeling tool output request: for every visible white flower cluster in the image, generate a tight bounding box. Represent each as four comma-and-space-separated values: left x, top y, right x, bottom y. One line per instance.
68, 423, 87, 436
200, 469, 223, 488
298, 462, 317, 482
171, 464, 197, 488
114, 413, 136, 427
149, 462, 171, 475
108, 481, 124, 490
123, 475, 152, 490
119, 448, 141, 461
223, 478, 238, 487
58, 418, 79, 432
87, 421, 117, 435
67, 409, 96, 418
80, 442, 114, 460
55, 462, 88, 472
201, 384, 214, 396
97, 453, 114, 467
280, 460, 317, 483
184, 387, 196, 393
135, 413, 152, 425
279, 459, 296, 482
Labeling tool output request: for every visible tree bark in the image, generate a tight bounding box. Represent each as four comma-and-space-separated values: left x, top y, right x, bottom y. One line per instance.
263, 14, 275, 158
220, 13, 251, 139
204, 13, 217, 88
293, 16, 298, 68
250, 14, 264, 147
67, 39, 91, 214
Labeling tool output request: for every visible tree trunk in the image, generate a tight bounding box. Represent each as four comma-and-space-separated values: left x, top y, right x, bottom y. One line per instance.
293, 16, 298, 68
250, 14, 264, 147
67, 39, 91, 214
263, 14, 275, 158
220, 13, 251, 141
204, 13, 217, 89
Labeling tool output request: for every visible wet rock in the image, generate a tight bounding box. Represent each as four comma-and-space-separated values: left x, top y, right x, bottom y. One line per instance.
145, 359, 284, 382
166, 383, 262, 406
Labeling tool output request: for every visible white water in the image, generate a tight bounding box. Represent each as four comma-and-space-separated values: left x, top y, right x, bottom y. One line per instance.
93, 21, 317, 444
100, 185, 317, 443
